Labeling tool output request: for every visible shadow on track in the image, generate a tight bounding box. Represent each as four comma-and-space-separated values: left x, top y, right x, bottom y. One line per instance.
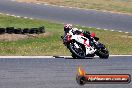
53, 56, 95, 59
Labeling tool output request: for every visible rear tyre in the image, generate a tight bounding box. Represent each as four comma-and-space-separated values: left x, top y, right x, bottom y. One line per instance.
97, 48, 109, 59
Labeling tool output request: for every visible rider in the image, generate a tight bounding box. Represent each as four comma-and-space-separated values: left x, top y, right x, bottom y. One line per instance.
63, 24, 96, 54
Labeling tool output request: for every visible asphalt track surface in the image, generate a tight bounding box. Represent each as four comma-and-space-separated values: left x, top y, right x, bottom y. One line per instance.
0, 0, 132, 32
0, 56, 132, 88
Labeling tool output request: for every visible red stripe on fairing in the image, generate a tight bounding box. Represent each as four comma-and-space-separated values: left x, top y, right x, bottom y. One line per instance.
84, 40, 90, 47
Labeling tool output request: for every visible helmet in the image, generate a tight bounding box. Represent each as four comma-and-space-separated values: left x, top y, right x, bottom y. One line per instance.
64, 24, 72, 32
91, 32, 96, 37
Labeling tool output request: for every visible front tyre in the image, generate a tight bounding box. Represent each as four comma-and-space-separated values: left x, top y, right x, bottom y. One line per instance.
68, 42, 86, 59
72, 54, 77, 59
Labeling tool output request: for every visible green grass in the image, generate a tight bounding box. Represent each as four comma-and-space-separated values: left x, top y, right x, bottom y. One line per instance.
0, 14, 132, 55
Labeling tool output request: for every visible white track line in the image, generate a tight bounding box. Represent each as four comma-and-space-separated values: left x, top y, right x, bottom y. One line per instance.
51, 5, 58, 7
88, 27, 92, 28
104, 29, 108, 31
16, 16, 21, 18
69, 7, 73, 8
59, 6, 65, 8
29, 18, 33, 20
110, 55, 132, 57
96, 28, 101, 29
59, 55, 132, 58
23, 17, 28, 19
44, 4, 49, 6
0, 56, 54, 59
0, 55, 131, 59
11, 0, 16, 2
6, 14, 10, 16
118, 31, 122, 33
125, 32, 129, 34
110, 30, 114, 31
36, 3, 40, 5
3, 13, 33, 20
11, 15, 16, 17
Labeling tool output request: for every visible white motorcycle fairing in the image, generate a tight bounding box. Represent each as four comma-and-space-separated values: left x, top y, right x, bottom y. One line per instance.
69, 30, 96, 55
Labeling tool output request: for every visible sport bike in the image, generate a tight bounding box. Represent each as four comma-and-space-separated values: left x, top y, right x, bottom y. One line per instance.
61, 31, 109, 59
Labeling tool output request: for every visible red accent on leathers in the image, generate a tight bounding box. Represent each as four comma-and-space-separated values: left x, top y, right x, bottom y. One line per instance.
66, 33, 71, 42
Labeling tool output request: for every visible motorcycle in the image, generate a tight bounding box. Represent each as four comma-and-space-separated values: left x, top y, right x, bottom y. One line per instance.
61, 30, 109, 59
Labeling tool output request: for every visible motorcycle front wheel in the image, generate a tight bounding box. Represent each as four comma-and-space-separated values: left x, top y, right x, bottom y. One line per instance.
68, 42, 86, 59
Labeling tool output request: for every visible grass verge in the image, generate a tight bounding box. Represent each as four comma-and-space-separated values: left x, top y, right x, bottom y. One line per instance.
0, 14, 132, 55
18, 0, 132, 14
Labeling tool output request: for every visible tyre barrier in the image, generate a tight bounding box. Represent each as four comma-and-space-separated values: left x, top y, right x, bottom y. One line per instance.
14, 28, 22, 34
0, 28, 6, 34
0, 26, 45, 34
6, 27, 14, 34
22, 28, 29, 34
29, 28, 38, 34
39, 26, 45, 33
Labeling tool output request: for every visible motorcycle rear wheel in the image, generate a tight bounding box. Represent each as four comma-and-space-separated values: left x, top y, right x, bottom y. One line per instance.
97, 48, 109, 59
